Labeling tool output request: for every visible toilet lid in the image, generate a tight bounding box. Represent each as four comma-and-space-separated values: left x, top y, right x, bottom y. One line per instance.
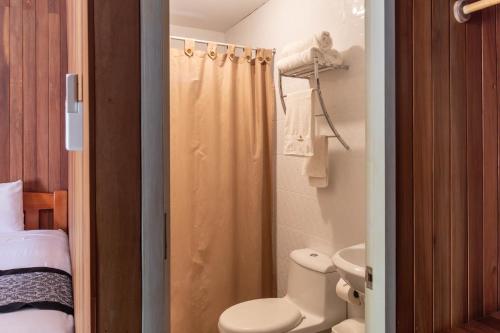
218, 298, 303, 333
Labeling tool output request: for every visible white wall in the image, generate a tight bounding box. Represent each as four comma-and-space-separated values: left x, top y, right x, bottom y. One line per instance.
225, 0, 366, 298
170, 24, 226, 42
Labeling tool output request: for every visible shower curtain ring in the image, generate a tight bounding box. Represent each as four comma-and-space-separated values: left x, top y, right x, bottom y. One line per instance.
207, 43, 217, 60
227, 44, 236, 61
184, 39, 195, 57
244, 47, 252, 62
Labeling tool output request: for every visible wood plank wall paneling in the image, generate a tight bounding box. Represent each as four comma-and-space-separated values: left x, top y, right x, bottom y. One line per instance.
0, 0, 68, 202
9, 0, 23, 181
36, 0, 49, 227
59, 0, 67, 190
396, 1, 500, 331
0, 1, 10, 181
23, 0, 36, 191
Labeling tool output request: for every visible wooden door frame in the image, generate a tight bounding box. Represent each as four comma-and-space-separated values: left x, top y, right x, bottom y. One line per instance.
90, 0, 142, 331
68, 0, 143, 331
152, 0, 396, 333
140, 0, 168, 331
366, 0, 396, 331
66, 0, 93, 331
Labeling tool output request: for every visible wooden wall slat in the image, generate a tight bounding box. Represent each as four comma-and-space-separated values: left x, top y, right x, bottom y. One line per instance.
396, 0, 414, 330
413, 0, 433, 331
22, 0, 37, 191
0, 3, 9, 183
59, 0, 67, 190
36, 0, 49, 192
497, 5, 500, 312
9, 0, 23, 182
432, 0, 451, 330
48, 0, 61, 191
466, 12, 485, 320
450, 1, 469, 327
481, 6, 499, 316
36, 0, 50, 227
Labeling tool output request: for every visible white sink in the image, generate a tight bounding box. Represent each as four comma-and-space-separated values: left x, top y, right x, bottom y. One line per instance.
332, 243, 366, 292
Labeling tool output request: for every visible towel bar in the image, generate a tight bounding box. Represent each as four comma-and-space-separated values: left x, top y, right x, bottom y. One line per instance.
278, 57, 350, 150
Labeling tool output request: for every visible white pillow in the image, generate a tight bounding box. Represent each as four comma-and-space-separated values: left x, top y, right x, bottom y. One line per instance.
0, 180, 24, 232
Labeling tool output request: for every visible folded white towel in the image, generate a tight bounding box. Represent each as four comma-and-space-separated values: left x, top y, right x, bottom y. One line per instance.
277, 47, 343, 73
283, 89, 315, 156
281, 31, 333, 58
303, 135, 329, 188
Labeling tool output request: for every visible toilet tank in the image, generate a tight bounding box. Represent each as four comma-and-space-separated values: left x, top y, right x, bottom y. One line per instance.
286, 249, 344, 322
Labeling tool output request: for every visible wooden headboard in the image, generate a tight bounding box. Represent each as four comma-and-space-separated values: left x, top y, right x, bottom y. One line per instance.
23, 191, 68, 232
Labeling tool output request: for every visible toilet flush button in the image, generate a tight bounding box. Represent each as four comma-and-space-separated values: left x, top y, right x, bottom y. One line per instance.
290, 248, 336, 273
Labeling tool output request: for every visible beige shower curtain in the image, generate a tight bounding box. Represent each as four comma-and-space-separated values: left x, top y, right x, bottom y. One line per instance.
170, 41, 276, 333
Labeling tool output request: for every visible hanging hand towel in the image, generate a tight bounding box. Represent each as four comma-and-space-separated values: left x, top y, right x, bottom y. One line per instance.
303, 135, 329, 188
283, 89, 315, 156
281, 31, 334, 58
277, 47, 343, 73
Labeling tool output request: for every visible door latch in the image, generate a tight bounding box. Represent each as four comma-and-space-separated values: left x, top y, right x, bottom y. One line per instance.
65, 74, 83, 151
366, 266, 373, 290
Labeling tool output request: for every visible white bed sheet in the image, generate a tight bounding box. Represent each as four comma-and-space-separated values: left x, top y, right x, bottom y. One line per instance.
0, 230, 74, 333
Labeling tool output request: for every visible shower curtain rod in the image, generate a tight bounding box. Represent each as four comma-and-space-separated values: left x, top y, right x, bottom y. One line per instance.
170, 35, 276, 54
454, 0, 500, 22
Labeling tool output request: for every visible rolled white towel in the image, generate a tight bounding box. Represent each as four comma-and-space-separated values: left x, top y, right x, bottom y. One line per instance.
281, 31, 333, 58
277, 47, 343, 73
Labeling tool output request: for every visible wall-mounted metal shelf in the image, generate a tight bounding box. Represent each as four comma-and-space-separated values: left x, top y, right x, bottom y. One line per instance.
278, 58, 350, 150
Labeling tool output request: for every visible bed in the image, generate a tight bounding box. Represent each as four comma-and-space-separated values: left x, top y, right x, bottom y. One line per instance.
0, 190, 74, 333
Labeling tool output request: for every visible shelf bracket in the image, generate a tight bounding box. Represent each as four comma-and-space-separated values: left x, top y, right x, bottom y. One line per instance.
278, 57, 350, 151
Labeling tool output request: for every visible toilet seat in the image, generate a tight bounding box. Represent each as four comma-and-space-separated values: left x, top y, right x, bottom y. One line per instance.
218, 298, 303, 333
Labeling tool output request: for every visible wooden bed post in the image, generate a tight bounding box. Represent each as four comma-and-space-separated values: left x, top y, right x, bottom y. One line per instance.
54, 191, 68, 232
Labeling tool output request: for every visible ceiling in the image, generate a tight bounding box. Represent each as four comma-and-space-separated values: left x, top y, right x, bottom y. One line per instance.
170, 0, 269, 32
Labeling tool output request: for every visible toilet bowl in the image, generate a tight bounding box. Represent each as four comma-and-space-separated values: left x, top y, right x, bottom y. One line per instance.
218, 249, 346, 333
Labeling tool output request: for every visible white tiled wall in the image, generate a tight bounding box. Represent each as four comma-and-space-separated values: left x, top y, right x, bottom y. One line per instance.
225, 0, 366, 296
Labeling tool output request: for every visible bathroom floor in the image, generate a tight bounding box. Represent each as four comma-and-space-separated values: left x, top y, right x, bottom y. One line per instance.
446, 312, 500, 332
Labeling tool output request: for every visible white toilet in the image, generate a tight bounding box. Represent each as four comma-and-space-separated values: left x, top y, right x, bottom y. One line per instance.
218, 248, 346, 333
331, 318, 365, 333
